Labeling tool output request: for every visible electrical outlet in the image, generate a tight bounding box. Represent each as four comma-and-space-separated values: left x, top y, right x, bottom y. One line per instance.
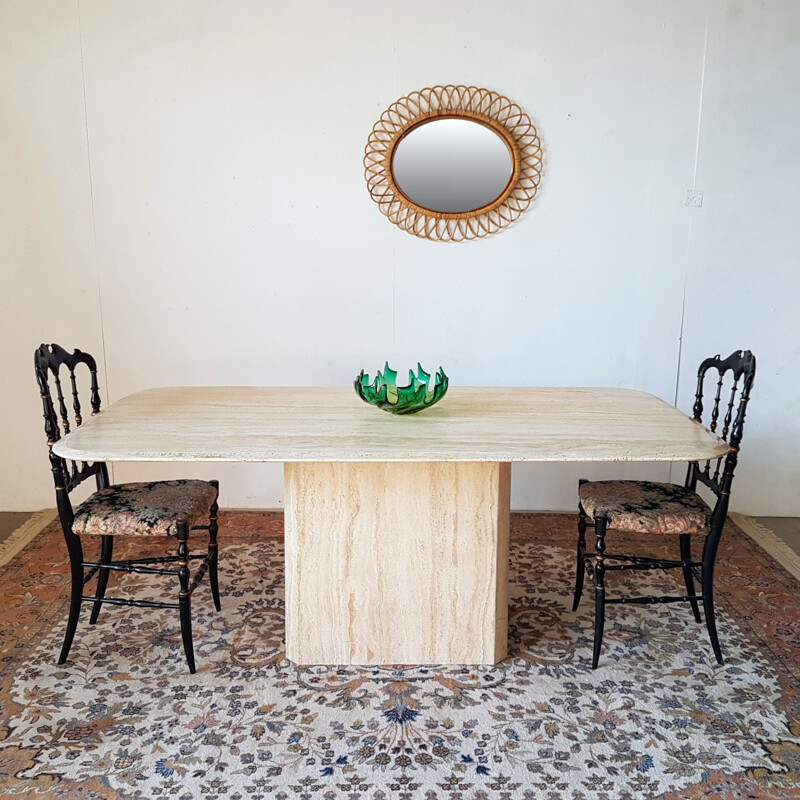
685, 189, 704, 208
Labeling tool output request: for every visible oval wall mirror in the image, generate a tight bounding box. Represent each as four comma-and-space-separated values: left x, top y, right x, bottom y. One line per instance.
364, 85, 542, 242
391, 118, 514, 214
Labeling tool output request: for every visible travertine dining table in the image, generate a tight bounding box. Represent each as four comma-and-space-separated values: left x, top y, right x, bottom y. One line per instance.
53, 386, 728, 666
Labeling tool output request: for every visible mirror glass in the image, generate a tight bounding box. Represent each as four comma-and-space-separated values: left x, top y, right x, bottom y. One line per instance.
391, 118, 513, 214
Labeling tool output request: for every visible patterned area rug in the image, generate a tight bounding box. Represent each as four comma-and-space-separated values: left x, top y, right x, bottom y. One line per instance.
1, 511, 799, 799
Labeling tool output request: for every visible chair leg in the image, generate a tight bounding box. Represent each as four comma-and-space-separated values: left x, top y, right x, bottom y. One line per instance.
89, 535, 114, 625
591, 516, 608, 670
208, 480, 221, 612
59, 531, 84, 665
572, 502, 587, 611
176, 521, 196, 674
680, 533, 702, 623
701, 534, 724, 664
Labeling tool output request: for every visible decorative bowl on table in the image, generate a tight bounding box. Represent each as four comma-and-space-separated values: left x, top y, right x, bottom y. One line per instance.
354, 362, 449, 415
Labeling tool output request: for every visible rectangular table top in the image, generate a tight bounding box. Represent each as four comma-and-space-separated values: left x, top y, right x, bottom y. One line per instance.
52, 386, 729, 464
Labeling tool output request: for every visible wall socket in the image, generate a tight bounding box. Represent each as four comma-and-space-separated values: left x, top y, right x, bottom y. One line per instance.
685, 189, 704, 208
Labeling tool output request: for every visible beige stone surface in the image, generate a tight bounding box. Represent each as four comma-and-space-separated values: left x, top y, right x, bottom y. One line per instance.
284, 461, 510, 665
52, 386, 728, 463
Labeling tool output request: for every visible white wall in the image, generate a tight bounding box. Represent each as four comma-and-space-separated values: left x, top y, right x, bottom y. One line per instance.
2, 0, 798, 514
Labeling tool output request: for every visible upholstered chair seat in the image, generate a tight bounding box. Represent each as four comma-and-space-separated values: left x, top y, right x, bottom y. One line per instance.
578, 480, 711, 535
73, 480, 220, 538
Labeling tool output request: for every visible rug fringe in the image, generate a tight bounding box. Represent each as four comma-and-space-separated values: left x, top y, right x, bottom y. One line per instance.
731, 512, 800, 582
0, 510, 57, 568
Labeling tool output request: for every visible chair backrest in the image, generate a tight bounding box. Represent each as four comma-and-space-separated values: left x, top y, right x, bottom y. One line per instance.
685, 350, 756, 524
34, 343, 109, 496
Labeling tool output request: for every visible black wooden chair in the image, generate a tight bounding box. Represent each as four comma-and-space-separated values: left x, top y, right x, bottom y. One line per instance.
34, 343, 221, 673
572, 350, 756, 668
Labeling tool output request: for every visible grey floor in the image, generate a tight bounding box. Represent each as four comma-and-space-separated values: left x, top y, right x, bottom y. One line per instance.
1, 512, 799, 555
753, 516, 800, 556
0, 512, 36, 543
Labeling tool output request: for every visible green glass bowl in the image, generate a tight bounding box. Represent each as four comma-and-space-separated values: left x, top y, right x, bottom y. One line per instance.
354, 362, 449, 415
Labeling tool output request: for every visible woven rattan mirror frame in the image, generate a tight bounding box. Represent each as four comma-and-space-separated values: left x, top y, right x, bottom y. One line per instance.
364, 85, 542, 242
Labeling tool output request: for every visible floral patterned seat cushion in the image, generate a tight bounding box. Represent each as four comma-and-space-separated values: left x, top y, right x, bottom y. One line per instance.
578, 480, 712, 534
72, 480, 218, 537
